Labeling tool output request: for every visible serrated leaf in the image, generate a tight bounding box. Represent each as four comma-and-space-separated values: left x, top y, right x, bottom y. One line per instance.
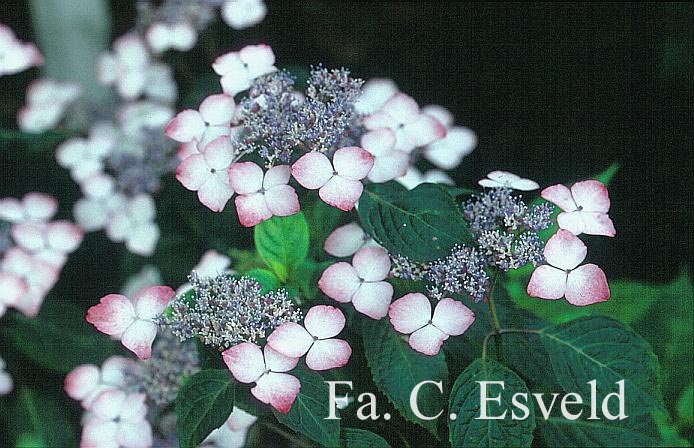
362, 318, 448, 436
273, 369, 340, 447
358, 181, 473, 262
538, 316, 664, 414
254, 212, 309, 282
175, 369, 236, 448
448, 358, 535, 447
341, 428, 391, 447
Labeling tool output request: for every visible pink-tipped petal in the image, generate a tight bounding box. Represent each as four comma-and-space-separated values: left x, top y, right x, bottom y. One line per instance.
121, 320, 158, 360
431, 298, 475, 336
176, 154, 209, 191
263, 165, 292, 189
291, 152, 333, 189
199, 94, 235, 125
240, 44, 275, 72
133, 285, 174, 319
304, 305, 346, 339
86, 294, 136, 336
306, 339, 351, 371
319, 177, 363, 211
408, 325, 447, 356
266, 323, 314, 358
367, 150, 409, 183
580, 212, 616, 237
388, 293, 431, 334
203, 136, 235, 170
264, 345, 299, 373
424, 127, 477, 170
406, 114, 447, 147
323, 223, 367, 258
23, 193, 58, 221
212, 51, 243, 76
197, 174, 234, 212
361, 128, 396, 156
46, 221, 83, 253
527, 265, 568, 300
0, 273, 27, 305
235, 193, 272, 227
381, 93, 420, 125
223, 343, 265, 383
333, 146, 374, 181
318, 262, 361, 302
264, 185, 300, 217
165, 110, 205, 142
91, 389, 126, 420
570, 180, 610, 213
10, 223, 45, 251
544, 229, 587, 271
565, 263, 610, 306
352, 246, 391, 281
541, 184, 576, 212
252, 373, 300, 414
64, 364, 100, 401
352, 281, 393, 320
228, 162, 264, 194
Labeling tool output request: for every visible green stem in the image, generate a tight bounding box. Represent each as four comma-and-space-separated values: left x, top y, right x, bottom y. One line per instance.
481, 328, 541, 362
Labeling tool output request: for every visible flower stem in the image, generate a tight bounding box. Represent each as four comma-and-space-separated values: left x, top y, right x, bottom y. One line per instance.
486, 270, 502, 335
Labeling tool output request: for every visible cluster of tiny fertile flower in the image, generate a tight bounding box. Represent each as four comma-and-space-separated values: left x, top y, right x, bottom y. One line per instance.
462, 187, 551, 271
125, 330, 200, 407
237, 66, 364, 165
162, 273, 302, 350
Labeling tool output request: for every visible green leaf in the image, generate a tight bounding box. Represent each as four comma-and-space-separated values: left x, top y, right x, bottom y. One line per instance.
358, 181, 473, 262
592, 162, 620, 184
448, 358, 535, 447
175, 369, 236, 448
273, 369, 340, 447
254, 212, 309, 282
244, 268, 280, 293
536, 413, 660, 447
538, 316, 664, 414
362, 318, 448, 436
11, 388, 77, 448
677, 383, 693, 424
341, 428, 391, 447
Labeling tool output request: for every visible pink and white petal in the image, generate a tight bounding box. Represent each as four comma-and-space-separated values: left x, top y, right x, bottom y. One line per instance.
177, 142, 199, 160
220, 74, 251, 96
556, 211, 586, 235
198, 174, 234, 212
263, 165, 292, 189
408, 325, 447, 356
227, 407, 258, 432
10, 223, 45, 251
199, 125, 232, 150
526, 265, 568, 300
212, 51, 244, 76
164, 109, 205, 142
176, 154, 210, 191
305, 339, 352, 370
101, 356, 134, 386
362, 111, 394, 130
117, 419, 152, 448
240, 44, 276, 78
319, 177, 363, 212
360, 128, 396, 156
317, 262, 361, 303
333, 146, 374, 181
203, 136, 235, 170
46, 221, 83, 253
565, 263, 610, 306
431, 298, 475, 336
388, 293, 431, 334
133, 285, 175, 319
252, 373, 300, 414
86, 294, 136, 336
367, 150, 409, 183
541, 184, 576, 212
352, 246, 391, 281
264, 345, 299, 373
304, 305, 346, 339
543, 229, 587, 270
265, 185, 300, 218
424, 127, 477, 170
121, 320, 158, 360
324, 223, 367, 258
199, 94, 235, 125
381, 93, 421, 125
126, 223, 159, 257
235, 193, 272, 227
0, 198, 23, 222
580, 212, 616, 237
352, 281, 393, 320
570, 180, 610, 213
510, 178, 540, 191
64, 364, 100, 401
405, 114, 447, 147
91, 389, 127, 420
228, 162, 264, 194
266, 322, 314, 358
23, 192, 58, 221
354, 78, 398, 114
223, 343, 266, 383
422, 104, 455, 128
81, 420, 119, 448
291, 152, 333, 189
118, 392, 147, 421
0, 272, 27, 305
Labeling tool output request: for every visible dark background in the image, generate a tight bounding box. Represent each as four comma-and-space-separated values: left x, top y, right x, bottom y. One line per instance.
1, 1, 692, 285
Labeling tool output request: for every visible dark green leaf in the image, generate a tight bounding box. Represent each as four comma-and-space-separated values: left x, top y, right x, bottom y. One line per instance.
175, 369, 236, 448
341, 428, 391, 447
536, 413, 659, 447
10, 388, 78, 448
273, 369, 340, 447
254, 212, 309, 281
448, 358, 535, 447
362, 318, 448, 436
244, 268, 280, 293
358, 181, 473, 262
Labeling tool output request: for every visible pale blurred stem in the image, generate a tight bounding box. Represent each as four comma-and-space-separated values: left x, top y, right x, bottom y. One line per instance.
29, 0, 112, 108
260, 421, 316, 448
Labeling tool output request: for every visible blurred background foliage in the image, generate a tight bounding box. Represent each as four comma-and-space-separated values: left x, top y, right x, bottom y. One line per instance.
0, 1, 692, 447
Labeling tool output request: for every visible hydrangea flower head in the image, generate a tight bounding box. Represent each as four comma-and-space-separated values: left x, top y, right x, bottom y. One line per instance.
541, 180, 616, 237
